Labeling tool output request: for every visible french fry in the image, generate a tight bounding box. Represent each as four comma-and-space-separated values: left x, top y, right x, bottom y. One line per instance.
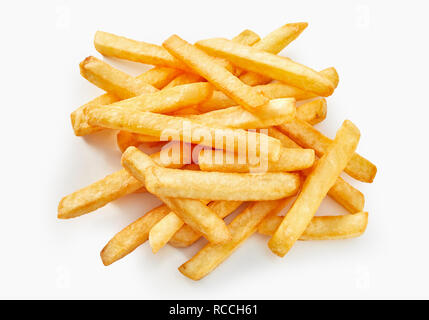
179, 199, 288, 280
198, 67, 339, 113
258, 211, 368, 240
71, 66, 180, 136
196, 38, 335, 96
94, 31, 192, 71
149, 212, 187, 253
143, 165, 300, 201
170, 106, 200, 116
100, 205, 171, 266
79, 56, 157, 99
58, 144, 191, 219
87, 106, 282, 161
277, 118, 377, 182
121, 147, 231, 243
296, 98, 327, 125
238, 22, 308, 84
189, 98, 296, 129
170, 201, 243, 248
268, 120, 361, 257
106, 82, 213, 114
198, 147, 314, 173
163, 35, 272, 116
268, 128, 364, 213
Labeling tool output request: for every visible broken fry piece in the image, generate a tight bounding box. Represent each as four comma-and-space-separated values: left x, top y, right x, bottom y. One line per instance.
296, 98, 327, 125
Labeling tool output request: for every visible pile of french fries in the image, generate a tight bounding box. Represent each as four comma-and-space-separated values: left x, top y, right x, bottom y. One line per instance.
59, 22, 377, 280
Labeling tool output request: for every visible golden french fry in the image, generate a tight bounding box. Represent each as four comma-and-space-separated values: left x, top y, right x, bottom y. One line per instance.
79, 56, 157, 99
278, 118, 377, 183
239, 22, 308, 84
107, 82, 213, 114
196, 38, 335, 96
100, 205, 171, 266
198, 146, 314, 173
163, 35, 272, 116
258, 211, 368, 240
296, 98, 327, 125
58, 144, 191, 219
268, 120, 361, 257
179, 199, 288, 280
198, 67, 339, 113
121, 147, 231, 244
189, 98, 296, 129
143, 165, 300, 201
170, 201, 243, 247
268, 128, 364, 213
87, 106, 282, 161
170, 106, 200, 116
71, 67, 180, 136
94, 31, 192, 71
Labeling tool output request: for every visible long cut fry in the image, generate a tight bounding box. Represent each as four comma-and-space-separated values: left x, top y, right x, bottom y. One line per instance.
79, 56, 157, 99
163, 35, 271, 116
87, 106, 282, 161
143, 165, 300, 201
179, 199, 288, 280
196, 38, 335, 96
258, 211, 368, 240
268, 120, 361, 257
277, 118, 377, 182
239, 22, 308, 84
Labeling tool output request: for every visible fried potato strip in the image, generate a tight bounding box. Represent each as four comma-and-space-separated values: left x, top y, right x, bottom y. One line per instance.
268, 120, 361, 257
258, 211, 368, 240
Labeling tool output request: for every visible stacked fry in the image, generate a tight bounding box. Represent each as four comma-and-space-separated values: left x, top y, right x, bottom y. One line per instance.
59, 23, 377, 280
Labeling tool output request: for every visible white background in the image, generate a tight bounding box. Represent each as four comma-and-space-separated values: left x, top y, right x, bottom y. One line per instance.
1, 0, 428, 299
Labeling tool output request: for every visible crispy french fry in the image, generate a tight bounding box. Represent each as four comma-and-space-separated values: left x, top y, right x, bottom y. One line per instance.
277, 118, 377, 183
238, 22, 308, 84
87, 106, 282, 161
149, 211, 187, 253
100, 205, 171, 266
58, 144, 191, 219
170, 201, 243, 247
143, 165, 300, 201
189, 98, 296, 129
79, 56, 157, 99
94, 31, 192, 71
71, 67, 180, 136
296, 98, 327, 125
179, 199, 288, 280
268, 128, 364, 213
268, 120, 361, 257
163, 35, 272, 116
107, 82, 213, 114
121, 147, 231, 243
196, 38, 335, 96
198, 147, 314, 173
198, 67, 339, 113
258, 211, 368, 240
